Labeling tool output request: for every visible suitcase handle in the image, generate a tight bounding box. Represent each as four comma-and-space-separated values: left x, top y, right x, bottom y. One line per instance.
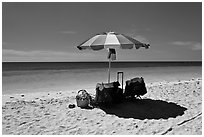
117, 71, 124, 90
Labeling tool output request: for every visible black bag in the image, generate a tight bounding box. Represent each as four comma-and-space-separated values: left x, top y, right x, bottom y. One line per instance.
124, 77, 147, 98
94, 81, 120, 105
112, 88, 124, 103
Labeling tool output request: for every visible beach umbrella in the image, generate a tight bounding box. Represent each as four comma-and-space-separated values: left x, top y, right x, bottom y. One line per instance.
77, 31, 150, 83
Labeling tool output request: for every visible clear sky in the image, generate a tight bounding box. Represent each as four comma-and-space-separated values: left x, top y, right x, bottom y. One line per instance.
2, 2, 202, 62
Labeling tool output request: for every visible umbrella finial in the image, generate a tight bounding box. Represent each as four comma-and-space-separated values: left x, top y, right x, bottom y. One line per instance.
107, 30, 115, 34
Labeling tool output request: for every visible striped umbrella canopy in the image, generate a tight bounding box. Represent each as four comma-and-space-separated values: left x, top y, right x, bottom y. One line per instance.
77, 31, 150, 83
77, 31, 150, 50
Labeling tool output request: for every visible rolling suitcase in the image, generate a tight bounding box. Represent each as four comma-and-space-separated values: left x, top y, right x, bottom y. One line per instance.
113, 71, 124, 103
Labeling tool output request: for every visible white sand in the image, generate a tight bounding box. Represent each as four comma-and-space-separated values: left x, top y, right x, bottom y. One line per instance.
2, 78, 202, 135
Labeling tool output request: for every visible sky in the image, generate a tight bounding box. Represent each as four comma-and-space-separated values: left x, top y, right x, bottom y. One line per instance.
2, 2, 202, 62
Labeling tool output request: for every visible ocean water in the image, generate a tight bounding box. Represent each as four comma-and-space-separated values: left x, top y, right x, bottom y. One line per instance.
2, 62, 202, 95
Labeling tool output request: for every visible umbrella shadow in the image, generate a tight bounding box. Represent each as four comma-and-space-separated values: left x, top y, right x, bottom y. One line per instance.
100, 98, 187, 120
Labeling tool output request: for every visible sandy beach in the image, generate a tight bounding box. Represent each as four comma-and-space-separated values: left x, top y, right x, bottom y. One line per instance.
2, 77, 202, 135
2, 1, 202, 135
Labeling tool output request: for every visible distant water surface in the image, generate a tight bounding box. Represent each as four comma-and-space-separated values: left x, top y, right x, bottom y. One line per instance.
3, 61, 201, 71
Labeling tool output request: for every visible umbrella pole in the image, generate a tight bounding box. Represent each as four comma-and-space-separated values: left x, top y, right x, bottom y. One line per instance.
108, 57, 111, 83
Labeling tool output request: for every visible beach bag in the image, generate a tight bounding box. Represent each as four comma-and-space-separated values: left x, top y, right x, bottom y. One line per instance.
94, 81, 120, 105
124, 77, 147, 98
76, 89, 91, 108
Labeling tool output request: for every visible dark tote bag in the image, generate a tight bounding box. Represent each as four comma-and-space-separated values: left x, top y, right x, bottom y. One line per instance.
124, 77, 147, 98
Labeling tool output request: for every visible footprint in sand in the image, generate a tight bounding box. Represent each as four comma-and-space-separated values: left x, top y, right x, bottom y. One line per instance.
19, 121, 27, 126
21, 94, 25, 97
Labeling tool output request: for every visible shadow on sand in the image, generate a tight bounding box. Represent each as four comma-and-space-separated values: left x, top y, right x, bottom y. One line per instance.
100, 98, 187, 120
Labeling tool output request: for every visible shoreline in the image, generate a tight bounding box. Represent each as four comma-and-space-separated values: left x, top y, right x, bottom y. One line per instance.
2, 77, 201, 97
2, 77, 202, 135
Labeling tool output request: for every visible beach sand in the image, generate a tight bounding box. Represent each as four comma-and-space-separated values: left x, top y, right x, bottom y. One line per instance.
2, 78, 202, 135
